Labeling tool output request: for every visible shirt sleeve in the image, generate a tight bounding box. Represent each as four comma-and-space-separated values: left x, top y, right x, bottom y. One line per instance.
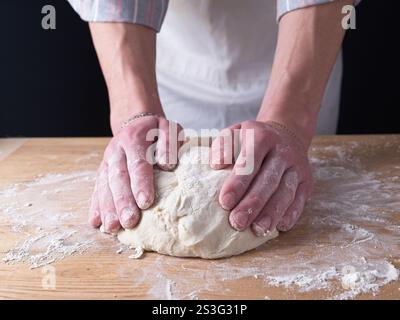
277, 0, 362, 22
67, 0, 169, 32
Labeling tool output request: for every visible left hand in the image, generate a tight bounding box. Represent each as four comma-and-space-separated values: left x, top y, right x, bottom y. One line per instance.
210, 120, 313, 235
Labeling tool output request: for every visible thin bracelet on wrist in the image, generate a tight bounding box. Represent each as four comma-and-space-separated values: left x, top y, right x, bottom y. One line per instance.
265, 120, 307, 152
118, 111, 158, 133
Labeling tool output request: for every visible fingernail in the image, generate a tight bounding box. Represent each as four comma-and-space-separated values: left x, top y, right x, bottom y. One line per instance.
121, 208, 136, 228
221, 192, 236, 210
252, 223, 269, 237
230, 211, 249, 230
104, 213, 119, 232
137, 192, 150, 209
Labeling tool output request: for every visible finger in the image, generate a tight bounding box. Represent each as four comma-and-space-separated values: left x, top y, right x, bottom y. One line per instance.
250, 169, 299, 236
88, 178, 101, 228
124, 143, 155, 210
107, 147, 141, 229
218, 125, 269, 210
277, 181, 311, 232
210, 124, 241, 170
97, 162, 121, 233
229, 151, 287, 231
156, 118, 183, 171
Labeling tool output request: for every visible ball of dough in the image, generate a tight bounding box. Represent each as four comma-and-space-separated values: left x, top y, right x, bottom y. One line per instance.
118, 142, 278, 259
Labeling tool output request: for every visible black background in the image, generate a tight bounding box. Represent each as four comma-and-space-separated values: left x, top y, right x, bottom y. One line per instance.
0, 0, 399, 137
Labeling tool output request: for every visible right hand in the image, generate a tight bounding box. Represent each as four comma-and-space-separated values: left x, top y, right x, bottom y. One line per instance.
89, 115, 183, 232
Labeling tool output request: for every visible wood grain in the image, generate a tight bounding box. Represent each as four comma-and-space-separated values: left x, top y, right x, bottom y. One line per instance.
0, 136, 399, 300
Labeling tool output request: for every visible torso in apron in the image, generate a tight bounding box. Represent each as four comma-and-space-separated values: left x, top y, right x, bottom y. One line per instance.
156, 0, 342, 134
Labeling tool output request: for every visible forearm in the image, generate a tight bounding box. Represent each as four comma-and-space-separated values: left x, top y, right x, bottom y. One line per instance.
89, 23, 164, 134
257, 0, 352, 148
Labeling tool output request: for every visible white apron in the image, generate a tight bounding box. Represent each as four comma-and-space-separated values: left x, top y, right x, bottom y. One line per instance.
156, 0, 342, 135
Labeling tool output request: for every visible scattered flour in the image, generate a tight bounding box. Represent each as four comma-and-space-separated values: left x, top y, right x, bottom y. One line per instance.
0, 171, 99, 269
74, 152, 100, 164
3, 230, 93, 269
0, 141, 399, 299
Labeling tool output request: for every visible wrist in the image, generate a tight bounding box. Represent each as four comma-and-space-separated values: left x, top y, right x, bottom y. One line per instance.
257, 105, 316, 149
110, 103, 164, 135
110, 104, 164, 135
109, 77, 164, 134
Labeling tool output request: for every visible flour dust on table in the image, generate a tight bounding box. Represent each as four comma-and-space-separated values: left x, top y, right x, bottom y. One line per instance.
0, 171, 100, 269
0, 138, 399, 299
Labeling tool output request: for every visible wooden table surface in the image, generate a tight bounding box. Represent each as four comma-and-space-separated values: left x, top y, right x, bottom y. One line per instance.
0, 136, 399, 300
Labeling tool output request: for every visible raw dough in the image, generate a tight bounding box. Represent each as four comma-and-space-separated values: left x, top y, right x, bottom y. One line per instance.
118, 139, 278, 259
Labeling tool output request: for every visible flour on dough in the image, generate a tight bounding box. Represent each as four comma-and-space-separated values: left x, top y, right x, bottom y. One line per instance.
118, 141, 278, 259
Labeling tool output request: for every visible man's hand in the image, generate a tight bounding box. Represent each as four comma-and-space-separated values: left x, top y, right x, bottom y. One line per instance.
212, 0, 351, 235
88, 23, 182, 232
210, 120, 313, 235
90, 115, 182, 233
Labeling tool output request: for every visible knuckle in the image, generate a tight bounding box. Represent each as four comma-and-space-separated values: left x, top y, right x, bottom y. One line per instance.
284, 170, 299, 193
101, 202, 116, 213
128, 158, 150, 173
265, 171, 280, 187
114, 197, 133, 210
105, 211, 119, 221
269, 151, 288, 167
275, 145, 291, 159
127, 144, 148, 160
230, 175, 252, 193
108, 167, 128, 180
268, 200, 287, 219
241, 120, 255, 128
104, 142, 117, 158
239, 196, 263, 214
118, 129, 134, 143
254, 133, 266, 145
282, 190, 296, 205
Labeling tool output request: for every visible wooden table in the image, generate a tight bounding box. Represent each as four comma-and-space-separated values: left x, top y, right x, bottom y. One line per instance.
0, 136, 399, 300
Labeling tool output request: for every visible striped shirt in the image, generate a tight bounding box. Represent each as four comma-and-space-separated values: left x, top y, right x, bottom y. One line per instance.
68, 0, 362, 32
